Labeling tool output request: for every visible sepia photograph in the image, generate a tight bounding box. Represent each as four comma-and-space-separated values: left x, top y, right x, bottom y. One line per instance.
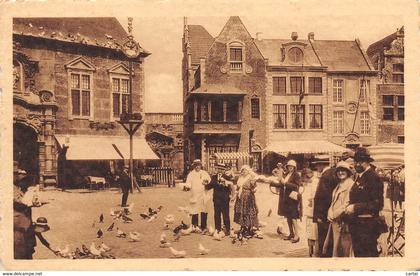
1, 0, 419, 271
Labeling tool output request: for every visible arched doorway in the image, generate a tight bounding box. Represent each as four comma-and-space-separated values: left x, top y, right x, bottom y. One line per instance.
13, 123, 39, 183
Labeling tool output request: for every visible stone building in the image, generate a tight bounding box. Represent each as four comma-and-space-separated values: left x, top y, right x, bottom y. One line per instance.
144, 112, 184, 178
367, 27, 404, 144
13, 18, 156, 187
182, 17, 267, 172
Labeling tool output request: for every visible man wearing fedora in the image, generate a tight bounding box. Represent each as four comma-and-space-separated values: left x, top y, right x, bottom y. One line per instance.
118, 165, 131, 207
185, 159, 212, 232
345, 147, 384, 257
205, 163, 235, 236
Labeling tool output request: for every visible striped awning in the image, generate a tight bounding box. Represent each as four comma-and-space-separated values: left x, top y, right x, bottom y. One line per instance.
213, 152, 250, 160
368, 143, 404, 169
265, 140, 348, 155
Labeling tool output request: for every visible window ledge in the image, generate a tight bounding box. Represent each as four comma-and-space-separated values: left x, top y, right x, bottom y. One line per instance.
69, 116, 93, 121
273, 129, 324, 132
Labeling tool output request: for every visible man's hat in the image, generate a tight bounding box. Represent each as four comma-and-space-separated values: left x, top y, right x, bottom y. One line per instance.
192, 159, 202, 168
354, 147, 374, 163
34, 217, 50, 233
214, 163, 227, 169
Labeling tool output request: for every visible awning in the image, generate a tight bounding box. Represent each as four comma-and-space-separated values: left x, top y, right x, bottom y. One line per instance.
55, 135, 159, 160
368, 143, 404, 169
212, 152, 251, 160
265, 140, 348, 155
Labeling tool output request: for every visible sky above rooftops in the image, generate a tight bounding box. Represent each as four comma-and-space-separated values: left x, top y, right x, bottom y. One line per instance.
119, 15, 402, 113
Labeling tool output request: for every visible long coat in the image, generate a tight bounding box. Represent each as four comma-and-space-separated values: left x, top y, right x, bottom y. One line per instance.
327, 177, 354, 257
272, 171, 301, 219
313, 167, 339, 223
185, 169, 212, 214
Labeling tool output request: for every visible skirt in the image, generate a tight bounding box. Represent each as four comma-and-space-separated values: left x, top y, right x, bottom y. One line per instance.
233, 190, 259, 228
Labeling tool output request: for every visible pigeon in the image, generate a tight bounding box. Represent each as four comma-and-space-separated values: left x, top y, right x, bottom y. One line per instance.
129, 231, 141, 242
140, 213, 150, 219
173, 221, 188, 234
116, 228, 127, 238
160, 232, 167, 244
81, 244, 90, 255
99, 214, 104, 223
267, 209, 272, 217
127, 203, 134, 214
229, 229, 236, 239
165, 214, 175, 224
147, 214, 157, 223
180, 226, 192, 235
100, 242, 111, 252
75, 247, 85, 258
173, 231, 181, 242
90, 242, 102, 256
213, 231, 222, 241
97, 229, 103, 238
157, 205, 163, 212
122, 214, 133, 223
208, 225, 215, 236
219, 231, 226, 238
198, 243, 210, 255
159, 241, 171, 248
169, 247, 186, 258
107, 222, 115, 232
163, 223, 170, 230
60, 245, 70, 256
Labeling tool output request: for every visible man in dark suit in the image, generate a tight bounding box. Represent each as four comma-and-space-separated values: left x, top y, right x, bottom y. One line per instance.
205, 163, 234, 236
345, 147, 384, 257
118, 165, 131, 207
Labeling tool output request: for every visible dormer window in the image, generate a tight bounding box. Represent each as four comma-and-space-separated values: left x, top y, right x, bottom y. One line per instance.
228, 42, 244, 73
288, 47, 303, 63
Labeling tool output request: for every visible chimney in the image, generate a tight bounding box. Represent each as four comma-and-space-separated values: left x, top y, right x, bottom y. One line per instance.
291, 32, 298, 41
256, 32, 263, 41
308, 32, 314, 41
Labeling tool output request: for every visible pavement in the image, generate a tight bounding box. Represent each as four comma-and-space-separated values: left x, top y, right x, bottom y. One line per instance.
31, 183, 309, 259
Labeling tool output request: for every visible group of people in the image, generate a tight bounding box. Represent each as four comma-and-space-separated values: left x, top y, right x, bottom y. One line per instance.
270, 147, 386, 257
184, 146, 387, 258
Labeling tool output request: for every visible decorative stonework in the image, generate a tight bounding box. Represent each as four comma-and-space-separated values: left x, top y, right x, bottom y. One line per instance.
347, 101, 358, 114
13, 51, 39, 94
89, 121, 116, 130
39, 90, 54, 103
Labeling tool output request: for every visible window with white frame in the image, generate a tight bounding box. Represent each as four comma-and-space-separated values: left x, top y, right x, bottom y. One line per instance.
309, 104, 323, 129
333, 111, 344, 134
360, 111, 370, 135
229, 42, 244, 73
333, 79, 343, 103
359, 79, 370, 103
70, 73, 91, 117
291, 104, 305, 129
112, 77, 130, 118
273, 104, 287, 129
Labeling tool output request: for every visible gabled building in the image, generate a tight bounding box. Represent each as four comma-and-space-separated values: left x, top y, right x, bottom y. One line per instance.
367, 27, 404, 144
182, 17, 267, 172
13, 18, 156, 187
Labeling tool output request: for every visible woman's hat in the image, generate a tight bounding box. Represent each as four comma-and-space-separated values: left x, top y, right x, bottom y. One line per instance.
353, 147, 374, 163
34, 217, 50, 233
301, 168, 314, 179
192, 159, 202, 167
335, 161, 353, 175
286, 159, 297, 168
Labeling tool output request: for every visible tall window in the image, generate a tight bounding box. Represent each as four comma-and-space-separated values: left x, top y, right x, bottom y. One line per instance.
359, 79, 370, 102
333, 111, 344, 134
308, 77, 322, 94
398, 96, 404, 120
273, 104, 287, 129
229, 43, 243, 72
309, 105, 322, 129
291, 105, 305, 129
273, 77, 286, 95
333, 79, 343, 103
112, 77, 130, 118
200, 101, 210, 121
70, 73, 91, 117
290, 77, 304, 94
251, 98, 260, 119
360, 111, 370, 135
392, 63, 404, 83
383, 95, 394, 120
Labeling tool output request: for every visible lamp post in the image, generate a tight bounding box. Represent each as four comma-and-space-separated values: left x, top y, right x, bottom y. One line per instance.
117, 18, 143, 193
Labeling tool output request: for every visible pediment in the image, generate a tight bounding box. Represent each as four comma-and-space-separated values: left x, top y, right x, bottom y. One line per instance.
108, 63, 133, 75
65, 57, 96, 71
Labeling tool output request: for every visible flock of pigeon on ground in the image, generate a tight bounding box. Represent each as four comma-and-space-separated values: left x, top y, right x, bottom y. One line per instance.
54, 203, 269, 259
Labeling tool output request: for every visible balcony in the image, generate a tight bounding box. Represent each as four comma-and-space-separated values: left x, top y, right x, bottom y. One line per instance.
192, 121, 242, 134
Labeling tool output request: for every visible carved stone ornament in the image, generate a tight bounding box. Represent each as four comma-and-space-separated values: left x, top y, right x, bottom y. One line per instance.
89, 121, 116, 131
245, 64, 253, 74
39, 90, 54, 102
347, 101, 358, 114
13, 51, 39, 94
27, 114, 43, 130
385, 37, 404, 56
344, 132, 360, 143
220, 64, 228, 74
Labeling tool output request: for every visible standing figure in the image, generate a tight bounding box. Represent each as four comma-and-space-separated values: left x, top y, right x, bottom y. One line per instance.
185, 159, 211, 232
233, 165, 259, 238
118, 165, 131, 207
325, 161, 354, 257
206, 163, 234, 236
345, 147, 384, 257
270, 160, 302, 243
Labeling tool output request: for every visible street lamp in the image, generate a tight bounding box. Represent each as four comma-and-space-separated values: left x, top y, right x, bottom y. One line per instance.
117, 18, 143, 193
